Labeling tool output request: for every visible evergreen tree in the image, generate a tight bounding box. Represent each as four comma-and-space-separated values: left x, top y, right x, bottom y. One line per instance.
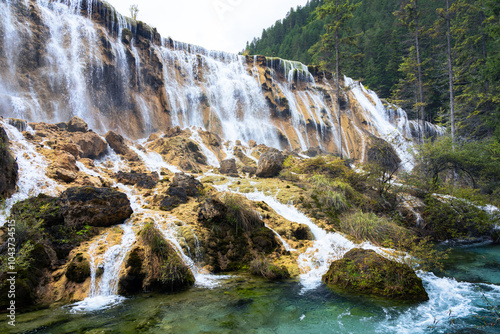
311, 0, 360, 159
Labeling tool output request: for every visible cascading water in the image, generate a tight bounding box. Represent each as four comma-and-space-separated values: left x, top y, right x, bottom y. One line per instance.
0, 0, 437, 163
0, 120, 61, 226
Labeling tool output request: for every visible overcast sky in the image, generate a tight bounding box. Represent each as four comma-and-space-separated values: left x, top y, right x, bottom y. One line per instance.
106, 0, 311, 53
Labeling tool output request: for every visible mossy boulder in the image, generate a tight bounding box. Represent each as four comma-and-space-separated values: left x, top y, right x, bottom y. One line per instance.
322, 248, 428, 302
66, 254, 91, 283
197, 195, 280, 272
0, 126, 19, 199
119, 223, 195, 294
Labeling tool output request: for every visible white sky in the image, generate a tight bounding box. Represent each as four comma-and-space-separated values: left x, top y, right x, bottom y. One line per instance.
106, 0, 311, 53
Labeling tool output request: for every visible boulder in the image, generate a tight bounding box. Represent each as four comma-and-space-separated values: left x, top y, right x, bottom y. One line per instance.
115, 171, 158, 189
159, 173, 202, 211
256, 148, 285, 178
220, 158, 238, 176
0, 126, 18, 199
105, 130, 140, 161
8, 118, 28, 132
170, 173, 202, 196
248, 140, 257, 148
71, 131, 107, 159
59, 187, 133, 227
67, 116, 88, 133
322, 248, 429, 302
241, 166, 257, 175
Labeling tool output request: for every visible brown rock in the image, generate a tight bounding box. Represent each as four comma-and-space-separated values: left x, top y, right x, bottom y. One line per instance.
67, 116, 88, 133
71, 132, 107, 159
220, 159, 238, 176
105, 130, 140, 161
248, 140, 257, 148
60, 187, 133, 227
256, 148, 285, 178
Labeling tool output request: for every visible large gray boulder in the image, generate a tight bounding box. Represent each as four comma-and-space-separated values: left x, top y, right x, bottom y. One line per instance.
256, 148, 285, 178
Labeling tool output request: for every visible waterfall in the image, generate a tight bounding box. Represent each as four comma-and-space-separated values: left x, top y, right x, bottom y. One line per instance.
0, 120, 61, 227
0, 0, 438, 165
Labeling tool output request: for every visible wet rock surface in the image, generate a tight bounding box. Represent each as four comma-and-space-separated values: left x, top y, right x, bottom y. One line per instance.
0, 126, 19, 199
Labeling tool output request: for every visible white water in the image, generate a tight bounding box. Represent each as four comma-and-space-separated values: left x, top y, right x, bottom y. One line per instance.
152, 214, 231, 289
379, 272, 500, 333
345, 77, 416, 170
70, 221, 135, 313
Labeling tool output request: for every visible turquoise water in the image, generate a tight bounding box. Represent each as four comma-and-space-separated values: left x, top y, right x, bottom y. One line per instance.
3, 244, 499, 334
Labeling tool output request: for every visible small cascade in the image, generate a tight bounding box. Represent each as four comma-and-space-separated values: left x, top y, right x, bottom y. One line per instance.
189, 127, 221, 168
71, 221, 136, 312
128, 146, 181, 175
151, 213, 231, 289
0, 120, 61, 226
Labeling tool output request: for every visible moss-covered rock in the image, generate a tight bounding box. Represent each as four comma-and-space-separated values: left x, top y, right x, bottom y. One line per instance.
322, 248, 428, 302
119, 223, 195, 294
197, 195, 280, 272
66, 253, 91, 283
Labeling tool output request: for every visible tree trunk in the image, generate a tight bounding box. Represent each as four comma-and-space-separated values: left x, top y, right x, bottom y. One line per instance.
414, 0, 425, 143
336, 0, 342, 159
446, 0, 455, 143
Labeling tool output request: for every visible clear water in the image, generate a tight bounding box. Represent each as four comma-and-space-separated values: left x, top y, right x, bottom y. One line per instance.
3, 246, 499, 334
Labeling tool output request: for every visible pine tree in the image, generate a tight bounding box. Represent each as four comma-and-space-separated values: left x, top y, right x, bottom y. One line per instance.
311, 0, 360, 159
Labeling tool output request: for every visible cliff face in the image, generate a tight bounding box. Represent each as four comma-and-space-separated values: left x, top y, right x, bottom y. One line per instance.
0, 0, 441, 163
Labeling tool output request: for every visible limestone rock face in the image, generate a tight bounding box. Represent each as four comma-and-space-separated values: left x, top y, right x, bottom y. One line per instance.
67, 116, 89, 133
322, 248, 429, 302
105, 130, 140, 161
256, 148, 286, 178
0, 126, 18, 199
60, 187, 133, 228
220, 158, 238, 176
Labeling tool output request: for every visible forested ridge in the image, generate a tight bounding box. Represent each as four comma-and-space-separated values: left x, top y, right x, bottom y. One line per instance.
244, 0, 500, 143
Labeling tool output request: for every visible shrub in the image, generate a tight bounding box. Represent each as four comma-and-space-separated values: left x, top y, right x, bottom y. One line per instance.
339, 210, 411, 246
